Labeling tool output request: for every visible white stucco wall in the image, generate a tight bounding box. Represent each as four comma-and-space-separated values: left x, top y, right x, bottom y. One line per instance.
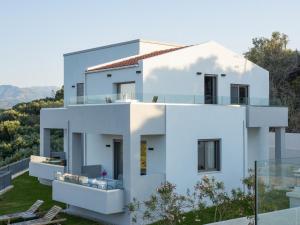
142, 135, 166, 175
64, 41, 139, 106
85, 134, 123, 179
66, 40, 269, 106
247, 128, 260, 169
85, 66, 143, 98
40, 102, 283, 225
165, 104, 247, 194
64, 40, 182, 106
142, 41, 269, 105
247, 127, 269, 169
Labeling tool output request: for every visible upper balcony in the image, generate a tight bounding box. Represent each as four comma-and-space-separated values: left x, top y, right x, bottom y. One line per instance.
67, 92, 285, 107
64, 93, 288, 129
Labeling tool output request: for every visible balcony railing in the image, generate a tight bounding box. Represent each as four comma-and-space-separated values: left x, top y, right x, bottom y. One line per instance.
53, 172, 124, 214
255, 158, 300, 225
55, 172, 123, 190
68, 93, 285, 107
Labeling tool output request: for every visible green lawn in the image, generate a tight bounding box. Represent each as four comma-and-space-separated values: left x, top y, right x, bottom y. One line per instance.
0, 172, 103, 225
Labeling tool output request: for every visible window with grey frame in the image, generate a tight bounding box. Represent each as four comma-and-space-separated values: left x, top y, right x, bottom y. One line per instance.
198, 139, 220, 172
230, 84, 249, 105
116, 82, 135, 100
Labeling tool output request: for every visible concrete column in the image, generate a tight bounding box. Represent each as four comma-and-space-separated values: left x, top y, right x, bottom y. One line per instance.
71, 133, 84, 175
258, 127, 269, 161
63, 129, 68, 159
41, 128, 51, 157
275, 127, 286, 161
123, 132, 140, 201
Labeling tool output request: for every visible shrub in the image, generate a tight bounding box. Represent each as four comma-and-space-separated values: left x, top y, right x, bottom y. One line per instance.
128, 182, 195, 225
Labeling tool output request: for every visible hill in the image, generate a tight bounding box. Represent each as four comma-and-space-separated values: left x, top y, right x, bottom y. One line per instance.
0, 85, 59, 109
0, 87, 63, 167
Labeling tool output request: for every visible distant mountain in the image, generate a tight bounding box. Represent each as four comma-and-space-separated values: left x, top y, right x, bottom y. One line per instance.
0, 85, 59, 109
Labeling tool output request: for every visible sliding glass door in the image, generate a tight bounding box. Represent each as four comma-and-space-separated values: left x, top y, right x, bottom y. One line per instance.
231, 84, 249, 105
116, 82, 135, 100
113, 140, 123, 180
204, 76, 217, 104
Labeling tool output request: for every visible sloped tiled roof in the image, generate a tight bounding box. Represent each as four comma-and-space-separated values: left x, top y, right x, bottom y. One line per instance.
87, 46, 186, 72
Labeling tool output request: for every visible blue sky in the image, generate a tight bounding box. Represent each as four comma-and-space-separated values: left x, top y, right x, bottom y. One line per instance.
0, 0, 299, 87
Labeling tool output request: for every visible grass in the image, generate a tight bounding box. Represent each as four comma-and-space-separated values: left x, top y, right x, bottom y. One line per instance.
0, 172, 103, 225
0, 172, 252, 225
1, 173, 287, 225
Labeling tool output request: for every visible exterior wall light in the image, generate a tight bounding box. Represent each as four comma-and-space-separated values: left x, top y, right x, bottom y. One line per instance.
221, 74, 226, 77
196, 72, 202, 75
148, 147, 154, 151
71, 85, 75, 88
136, 70, 142, 74
107, 74, 112, 78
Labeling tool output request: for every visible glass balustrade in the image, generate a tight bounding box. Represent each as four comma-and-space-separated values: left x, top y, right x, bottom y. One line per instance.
68, 93, 285, 107
55, 172, 123, 191
255, 158, 300, 225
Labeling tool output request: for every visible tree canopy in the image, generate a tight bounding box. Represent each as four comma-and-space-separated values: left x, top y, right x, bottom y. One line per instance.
0, 86, 64, 166
245, 32, 299, 132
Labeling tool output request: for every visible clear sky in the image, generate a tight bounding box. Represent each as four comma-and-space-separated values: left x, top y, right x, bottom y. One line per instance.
0, 0, 299, 87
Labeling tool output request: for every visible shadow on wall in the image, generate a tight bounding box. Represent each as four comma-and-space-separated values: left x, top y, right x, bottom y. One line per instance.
143, 55, 266, 100
131, 104, 165, 134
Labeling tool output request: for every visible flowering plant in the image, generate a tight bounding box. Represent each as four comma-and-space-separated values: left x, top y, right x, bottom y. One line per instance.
101, 170, 107, 179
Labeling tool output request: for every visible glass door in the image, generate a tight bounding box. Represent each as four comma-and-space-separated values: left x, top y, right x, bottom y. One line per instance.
230, 84, 249, 105
113, 140, 123, 180
116, 82, 136, 100
204, 76, 217, 104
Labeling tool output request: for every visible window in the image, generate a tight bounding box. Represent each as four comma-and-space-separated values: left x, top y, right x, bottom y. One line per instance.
140, 141, 147, 175
116, 82, 135, 100
76, 83, 84, 104
198, 139, 220, 172
231, 84, 249, 105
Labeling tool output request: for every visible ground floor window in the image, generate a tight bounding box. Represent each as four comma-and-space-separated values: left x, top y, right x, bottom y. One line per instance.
198, 139, 220, 172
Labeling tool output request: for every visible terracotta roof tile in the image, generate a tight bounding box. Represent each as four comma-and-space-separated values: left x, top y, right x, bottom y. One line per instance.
87, 46, 186, 72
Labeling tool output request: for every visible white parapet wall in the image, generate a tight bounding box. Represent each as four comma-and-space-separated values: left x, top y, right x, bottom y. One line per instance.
29, 155, 65, 181
205, 217, 250, 225
52, 180, 125, 214
205, 207, 300, 225
247, 106, 288, 128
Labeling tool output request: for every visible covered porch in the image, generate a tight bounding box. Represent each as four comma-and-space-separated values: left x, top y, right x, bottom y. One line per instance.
39, 103, 166, 215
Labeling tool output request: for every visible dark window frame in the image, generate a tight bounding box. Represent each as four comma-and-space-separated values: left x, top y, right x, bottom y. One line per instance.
197, 139, 221, 172
76, 82, 84, 104
115, 81, 136, 100
230, 84, 249, 105
204, 75, 218, 104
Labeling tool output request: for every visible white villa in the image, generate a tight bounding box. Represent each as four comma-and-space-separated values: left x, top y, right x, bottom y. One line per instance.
29, 39, 288, 225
